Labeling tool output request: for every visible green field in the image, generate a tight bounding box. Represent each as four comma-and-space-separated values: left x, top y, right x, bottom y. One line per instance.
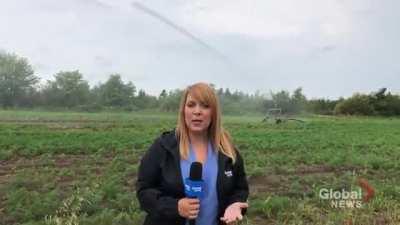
0, 110, 399, 225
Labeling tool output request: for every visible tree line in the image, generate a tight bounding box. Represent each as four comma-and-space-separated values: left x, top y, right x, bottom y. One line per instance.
1, 51, 399, 116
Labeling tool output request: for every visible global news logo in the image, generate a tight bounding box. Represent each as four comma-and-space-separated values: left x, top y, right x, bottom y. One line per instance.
319, 178, 375, 209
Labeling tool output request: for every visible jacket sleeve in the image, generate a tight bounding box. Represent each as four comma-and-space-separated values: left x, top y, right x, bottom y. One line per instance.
227, 150, 249, 213
136, 138, 181, 219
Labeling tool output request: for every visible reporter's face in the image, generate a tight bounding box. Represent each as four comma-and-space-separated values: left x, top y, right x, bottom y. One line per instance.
184, 95, 212, 134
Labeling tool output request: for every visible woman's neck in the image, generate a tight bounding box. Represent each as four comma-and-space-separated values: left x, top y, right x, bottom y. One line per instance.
188, 131, 208, 145
189, 131, 208, 163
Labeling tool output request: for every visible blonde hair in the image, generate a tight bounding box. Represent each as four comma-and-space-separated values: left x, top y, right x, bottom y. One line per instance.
176, 82, 237, 163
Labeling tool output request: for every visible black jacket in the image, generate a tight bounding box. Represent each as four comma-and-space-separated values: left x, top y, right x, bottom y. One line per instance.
136, 130, 249, 225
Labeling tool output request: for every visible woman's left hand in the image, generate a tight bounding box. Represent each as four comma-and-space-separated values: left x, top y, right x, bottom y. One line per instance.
220, 202, 248, 224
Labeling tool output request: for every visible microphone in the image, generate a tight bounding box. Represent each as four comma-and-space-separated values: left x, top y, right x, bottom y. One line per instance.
184, 162, 203, 225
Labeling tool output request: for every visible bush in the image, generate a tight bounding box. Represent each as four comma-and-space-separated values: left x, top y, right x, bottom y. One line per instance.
306, 99, 337, 115
372, 93, 400, 116
334, 94, 374, 115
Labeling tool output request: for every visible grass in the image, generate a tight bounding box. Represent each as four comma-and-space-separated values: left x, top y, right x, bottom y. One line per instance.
0, 110, 400, 225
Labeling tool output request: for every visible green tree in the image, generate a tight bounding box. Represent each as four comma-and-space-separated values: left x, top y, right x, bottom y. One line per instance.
134, 89, 158, 109
159, 89, 167, 99
271, 90, 292, 113
306, 99, 337, 115
42, 70, 90, 108
159, 89, 182, 112
291, 87, 307, 113
369, 88, 400, 116
0, 52, 39, 107
98, 74, 136, 107
217, 88, 224, 97
334, 93, 374, 115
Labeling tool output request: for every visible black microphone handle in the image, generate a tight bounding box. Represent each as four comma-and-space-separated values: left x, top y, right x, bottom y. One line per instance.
187, 162, 202, 225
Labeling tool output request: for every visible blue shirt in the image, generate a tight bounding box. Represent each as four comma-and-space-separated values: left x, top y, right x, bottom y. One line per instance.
180, 141, 219, 225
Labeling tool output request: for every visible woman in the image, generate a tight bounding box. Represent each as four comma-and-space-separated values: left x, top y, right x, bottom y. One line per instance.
136, 82, 249, 225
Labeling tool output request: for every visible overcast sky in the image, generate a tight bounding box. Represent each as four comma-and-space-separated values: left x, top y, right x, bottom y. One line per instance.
1, 0, 399, 99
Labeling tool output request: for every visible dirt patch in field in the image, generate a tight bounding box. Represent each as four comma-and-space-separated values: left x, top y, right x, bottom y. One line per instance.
53, 154, 95, 167
250, 216, 276, 225
0, 157, 22, 185
249, 164, 363, 197
249, 174, 289, 194
295, 164, 360, 175
373, 215, 388, 225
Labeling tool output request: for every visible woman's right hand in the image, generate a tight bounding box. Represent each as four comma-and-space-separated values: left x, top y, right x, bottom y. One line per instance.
178, 198, 200, 219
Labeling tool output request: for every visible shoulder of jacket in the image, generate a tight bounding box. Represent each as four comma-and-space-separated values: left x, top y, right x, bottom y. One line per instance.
158, 129, 178, 150
161, 129, 175, 137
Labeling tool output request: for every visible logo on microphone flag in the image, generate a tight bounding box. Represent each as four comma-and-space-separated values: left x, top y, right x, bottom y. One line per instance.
184, 178, 204, 198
